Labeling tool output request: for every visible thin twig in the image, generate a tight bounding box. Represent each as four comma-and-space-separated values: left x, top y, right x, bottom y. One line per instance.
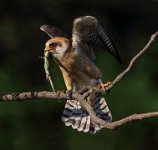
105, 31, 158, 91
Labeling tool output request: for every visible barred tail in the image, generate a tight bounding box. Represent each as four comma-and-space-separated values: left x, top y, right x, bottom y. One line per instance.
61, 93, 112, 133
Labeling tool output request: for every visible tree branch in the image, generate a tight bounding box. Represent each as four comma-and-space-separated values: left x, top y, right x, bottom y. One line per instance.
0, 90, 158, 129
0, 31, 158, 130
105, 31, 158, 92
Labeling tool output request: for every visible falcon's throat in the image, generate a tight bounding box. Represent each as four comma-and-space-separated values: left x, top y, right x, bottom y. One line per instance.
45, 37, 70, 58
53, 43, 69, 58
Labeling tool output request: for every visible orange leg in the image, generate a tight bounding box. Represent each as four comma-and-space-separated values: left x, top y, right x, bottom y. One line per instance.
99, 81, 111, 89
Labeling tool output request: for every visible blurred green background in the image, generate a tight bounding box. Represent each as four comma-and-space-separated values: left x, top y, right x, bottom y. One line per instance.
0, 0, 158, 149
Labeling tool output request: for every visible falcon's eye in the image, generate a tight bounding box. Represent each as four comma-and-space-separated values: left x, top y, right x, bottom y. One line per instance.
50, 43, 58, 48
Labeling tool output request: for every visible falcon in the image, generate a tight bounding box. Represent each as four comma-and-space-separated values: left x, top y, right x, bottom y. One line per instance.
40, 16, 122, 133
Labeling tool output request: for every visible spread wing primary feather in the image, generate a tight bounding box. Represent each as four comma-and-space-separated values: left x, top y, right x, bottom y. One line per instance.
72, 16, 122, 63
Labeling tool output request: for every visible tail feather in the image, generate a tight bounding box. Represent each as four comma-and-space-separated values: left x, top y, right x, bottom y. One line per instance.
72, 101, 82, 129
62, 100, 76, 126
62, 93, 112, 133
82, 115, 90, 132
77, 112, 89, 132
90, 124, 101, 134
77, 115, 85, 131
95, 97, 112, 121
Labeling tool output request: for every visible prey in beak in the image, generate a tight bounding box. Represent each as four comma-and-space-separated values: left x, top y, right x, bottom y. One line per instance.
44, 45, 56, 93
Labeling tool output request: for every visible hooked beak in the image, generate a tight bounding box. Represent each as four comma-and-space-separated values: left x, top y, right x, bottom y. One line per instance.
44, 46, 53, 52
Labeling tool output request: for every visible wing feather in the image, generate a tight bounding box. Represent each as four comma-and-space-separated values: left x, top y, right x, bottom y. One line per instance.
40, 24, 69, 39
72, 16, 122, 63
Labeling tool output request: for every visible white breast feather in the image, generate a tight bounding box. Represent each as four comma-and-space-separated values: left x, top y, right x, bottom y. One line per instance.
54, 43, 69, 58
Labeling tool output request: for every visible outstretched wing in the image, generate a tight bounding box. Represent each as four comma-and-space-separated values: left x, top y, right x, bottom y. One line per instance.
72, 16, 122, 63
40, 24, 69, 39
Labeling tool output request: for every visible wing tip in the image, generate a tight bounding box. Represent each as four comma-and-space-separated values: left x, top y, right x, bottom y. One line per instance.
106, 39, 123, 64
115, 53, 123, 64
40, 24, 52, 32
112, 49, 123, 65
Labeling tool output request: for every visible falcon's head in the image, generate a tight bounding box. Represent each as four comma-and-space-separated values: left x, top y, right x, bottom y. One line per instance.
45, 37, 70, 58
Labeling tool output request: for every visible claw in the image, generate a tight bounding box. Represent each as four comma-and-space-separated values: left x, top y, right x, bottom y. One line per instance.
66, 90, 73, 99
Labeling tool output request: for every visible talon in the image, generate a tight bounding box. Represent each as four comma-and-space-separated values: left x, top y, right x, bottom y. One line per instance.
66, 90, 73, 99
99, 81, 111, 89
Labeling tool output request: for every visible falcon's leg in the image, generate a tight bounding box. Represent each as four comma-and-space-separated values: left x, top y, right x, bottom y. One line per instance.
99, 81, 111, 89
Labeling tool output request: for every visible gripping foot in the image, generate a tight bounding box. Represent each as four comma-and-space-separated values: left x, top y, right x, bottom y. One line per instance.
99, 81, 111, 89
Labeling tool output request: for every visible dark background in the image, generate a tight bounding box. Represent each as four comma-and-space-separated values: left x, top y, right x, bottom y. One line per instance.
0, 0, 158, 150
